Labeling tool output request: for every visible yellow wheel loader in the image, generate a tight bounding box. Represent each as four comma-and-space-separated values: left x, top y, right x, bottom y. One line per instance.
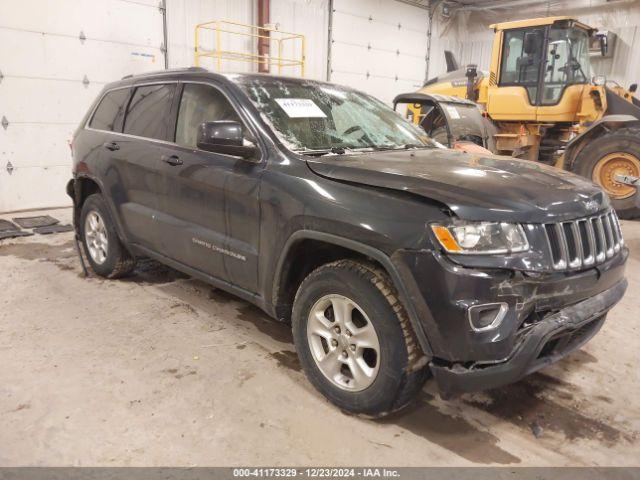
395, 16, 640, 218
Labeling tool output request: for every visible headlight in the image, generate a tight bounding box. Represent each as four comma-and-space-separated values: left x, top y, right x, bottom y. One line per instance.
431, 221, 529, 254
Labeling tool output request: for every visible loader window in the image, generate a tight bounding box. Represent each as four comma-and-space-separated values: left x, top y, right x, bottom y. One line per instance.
541, 27, 590, 105
499, 28, 544, 103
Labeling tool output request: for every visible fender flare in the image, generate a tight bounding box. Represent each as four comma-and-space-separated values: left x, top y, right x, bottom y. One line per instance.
273, 230, 434, 357
565, 114, 640, 169
70, 174, 130, 246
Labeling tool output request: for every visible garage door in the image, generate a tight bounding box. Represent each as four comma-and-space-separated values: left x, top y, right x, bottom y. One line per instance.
329, 0, 428, 105
0, 0, 166, 213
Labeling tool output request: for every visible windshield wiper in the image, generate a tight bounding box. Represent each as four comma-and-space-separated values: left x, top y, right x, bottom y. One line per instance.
296, 146, 355, 156
371, 143, 430, 151
298, 143, 432, 156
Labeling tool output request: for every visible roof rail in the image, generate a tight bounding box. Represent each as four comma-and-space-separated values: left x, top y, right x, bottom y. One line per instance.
121, 67, 207, 80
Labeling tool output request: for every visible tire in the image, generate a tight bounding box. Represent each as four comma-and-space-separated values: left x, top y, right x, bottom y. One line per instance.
292, 259, 429, 418
80, 193, 135, 278
571, 127, 640, 219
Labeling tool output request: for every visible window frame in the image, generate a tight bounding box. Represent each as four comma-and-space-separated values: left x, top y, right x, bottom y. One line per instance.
497, 24, 586, 108
85, 79, 264, 162
122, 82, 178, 142
170, 80, 263, 162
538, 26, 591, 106
497, 26, 550, 107
87, 86, 133, 133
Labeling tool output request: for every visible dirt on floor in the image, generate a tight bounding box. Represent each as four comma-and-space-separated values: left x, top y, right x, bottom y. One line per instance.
0, 208, 639, 466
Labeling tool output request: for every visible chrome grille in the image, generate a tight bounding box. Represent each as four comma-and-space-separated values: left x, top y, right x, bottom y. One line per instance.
543, 210, 624, 270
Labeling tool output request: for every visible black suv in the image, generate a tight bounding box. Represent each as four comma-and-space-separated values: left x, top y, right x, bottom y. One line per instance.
68, 68, 628, 417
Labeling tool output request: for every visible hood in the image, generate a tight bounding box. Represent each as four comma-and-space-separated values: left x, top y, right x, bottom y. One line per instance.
306, 148, 609, 223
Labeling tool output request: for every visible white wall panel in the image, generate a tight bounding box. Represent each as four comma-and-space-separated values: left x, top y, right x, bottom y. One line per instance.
270, 0, 329, 80
329, 0, 428, 104
166, 0, 255, 71
0, 166, 71, 215
0, 0, 165, 212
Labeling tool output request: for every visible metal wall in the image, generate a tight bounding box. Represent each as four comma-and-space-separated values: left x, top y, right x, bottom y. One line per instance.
0, 0, 428, 212
0, 0, 166, 212
271, 0, 330, 81
0, 0, 331, 212
166, 0, 255, 71
329, 0, 428, 105
427, 0, 640, 90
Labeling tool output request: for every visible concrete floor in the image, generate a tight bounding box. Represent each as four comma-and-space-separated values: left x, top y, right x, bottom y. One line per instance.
1, 207, 639, 466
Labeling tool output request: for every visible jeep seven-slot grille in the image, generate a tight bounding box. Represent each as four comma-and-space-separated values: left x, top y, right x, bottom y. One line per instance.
543, 210, 623, 270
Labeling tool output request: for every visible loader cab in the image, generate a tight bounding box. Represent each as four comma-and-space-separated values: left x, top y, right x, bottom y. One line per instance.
487, 17, 594, 122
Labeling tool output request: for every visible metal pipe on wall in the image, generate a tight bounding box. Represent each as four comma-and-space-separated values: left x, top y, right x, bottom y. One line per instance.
424, 0, 433, 84
326, 0, 334, 81
258, 0, 270, 73
160, 0, 168, 69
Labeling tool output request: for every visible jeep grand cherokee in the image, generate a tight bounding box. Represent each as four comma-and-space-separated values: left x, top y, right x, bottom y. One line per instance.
67, 68, 628, 417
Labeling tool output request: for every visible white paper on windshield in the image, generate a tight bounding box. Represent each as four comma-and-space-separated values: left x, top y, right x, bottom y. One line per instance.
445, 105, 461, 119
275, 98, 327, 118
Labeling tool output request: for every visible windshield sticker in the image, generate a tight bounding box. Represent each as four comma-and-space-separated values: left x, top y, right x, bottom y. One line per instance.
275, 98, 327, 118
445, 105, 461, 119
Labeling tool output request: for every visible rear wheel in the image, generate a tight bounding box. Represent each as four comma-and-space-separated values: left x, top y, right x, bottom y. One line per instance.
292, 259, 429, 417
572, 127, 640, 219
80, 194, 135, 278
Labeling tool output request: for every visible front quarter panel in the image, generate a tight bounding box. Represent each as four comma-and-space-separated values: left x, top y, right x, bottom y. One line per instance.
258, 152, 451, 309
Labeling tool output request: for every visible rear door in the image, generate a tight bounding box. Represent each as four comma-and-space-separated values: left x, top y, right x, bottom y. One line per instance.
156, 81, 263, 293
103, 82, 177, 253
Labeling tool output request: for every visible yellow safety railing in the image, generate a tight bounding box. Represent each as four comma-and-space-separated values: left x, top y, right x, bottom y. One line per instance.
195, 20, 306, 76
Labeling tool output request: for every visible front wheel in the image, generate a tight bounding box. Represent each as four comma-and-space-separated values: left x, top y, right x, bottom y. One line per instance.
572, 127, 640, 219
292, 259, 429, 417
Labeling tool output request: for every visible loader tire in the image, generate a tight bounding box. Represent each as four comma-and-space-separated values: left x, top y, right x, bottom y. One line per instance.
571, 126, 640, 219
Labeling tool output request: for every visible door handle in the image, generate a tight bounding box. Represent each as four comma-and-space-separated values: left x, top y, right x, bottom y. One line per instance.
103, 141, 120, 151
162, 154, 183, 166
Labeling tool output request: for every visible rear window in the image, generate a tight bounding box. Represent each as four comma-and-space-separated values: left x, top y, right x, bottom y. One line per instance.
89, 88, 130, 132
123, 84, 175, 141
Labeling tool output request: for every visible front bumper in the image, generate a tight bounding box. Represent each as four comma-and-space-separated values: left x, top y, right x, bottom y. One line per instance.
429, 278, 626, 398
390, 246, 628, 397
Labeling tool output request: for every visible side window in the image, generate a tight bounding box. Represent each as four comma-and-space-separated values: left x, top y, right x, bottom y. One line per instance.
499, 29, 544, 103
175, 83, 244, 149
500, 31, 525, 84
123, 84, 175, 140
89, 89, 130, 132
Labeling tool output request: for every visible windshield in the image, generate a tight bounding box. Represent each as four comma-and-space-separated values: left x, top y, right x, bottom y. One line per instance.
542, 26, 591, 104
235, 77, 433, 154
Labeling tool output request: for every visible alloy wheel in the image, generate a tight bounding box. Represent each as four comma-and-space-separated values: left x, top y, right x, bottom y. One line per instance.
84, 210, 109, 265
306, 294, 381, 392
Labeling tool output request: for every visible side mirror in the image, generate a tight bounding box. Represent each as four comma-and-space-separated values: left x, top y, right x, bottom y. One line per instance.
599, 35, 608, 56
523, 31, 541, 55
196, 121, 257, 159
